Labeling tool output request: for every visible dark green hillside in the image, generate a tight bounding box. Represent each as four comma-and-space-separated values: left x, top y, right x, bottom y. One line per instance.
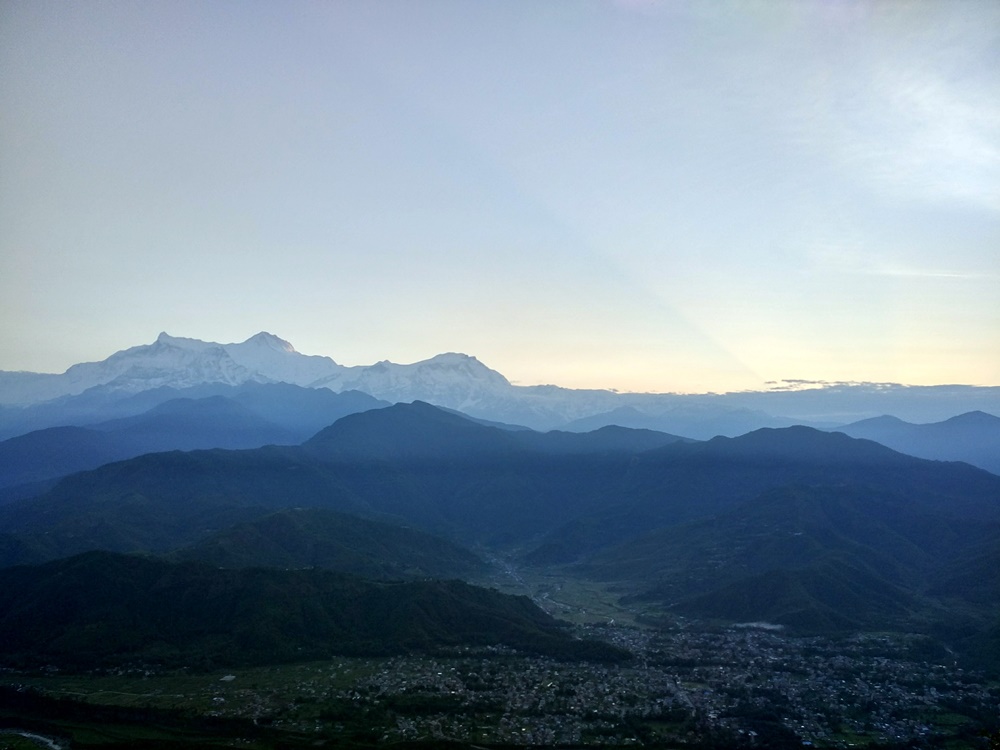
584, 484, 993, 588
0, 532, 48, 567
928, 538, 1000, 605
582, 484, 1000, 635
671, 559, 919, 633
0, 551, 626, 669
173, 507, 486, 579
0, 446, 369, 562
531, 425, 1000, 560
3, 409, 999, 574
0, 408, 646, 558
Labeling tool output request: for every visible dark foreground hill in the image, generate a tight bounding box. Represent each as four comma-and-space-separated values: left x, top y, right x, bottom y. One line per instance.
0, 551, 626, 670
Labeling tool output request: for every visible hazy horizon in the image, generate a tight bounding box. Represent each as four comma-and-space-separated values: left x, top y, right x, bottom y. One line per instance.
2, 1, 998, 392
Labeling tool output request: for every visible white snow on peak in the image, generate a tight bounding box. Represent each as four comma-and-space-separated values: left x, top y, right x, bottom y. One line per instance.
312, 351, 511, 412
3, 332, 998, 431
49, 334, 258, 398
0, 333, 534, 413
154, 332, 217, 351
223, 333, 342, 386
0, 332, 342, 405
240, 331, 297, 353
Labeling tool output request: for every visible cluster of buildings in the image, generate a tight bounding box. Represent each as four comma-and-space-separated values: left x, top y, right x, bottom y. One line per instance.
204, 625, 997, 746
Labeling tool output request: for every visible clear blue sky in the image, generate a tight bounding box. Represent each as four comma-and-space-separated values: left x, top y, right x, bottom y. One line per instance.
2, 1, 998, 393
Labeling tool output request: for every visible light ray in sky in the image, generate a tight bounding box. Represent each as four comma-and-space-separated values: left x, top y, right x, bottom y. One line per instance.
0, 1, 997, 391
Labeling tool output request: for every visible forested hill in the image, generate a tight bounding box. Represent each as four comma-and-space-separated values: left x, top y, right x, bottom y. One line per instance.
3, 402, 999, 565
171, 507, 486, 580
0, 551, 627, 669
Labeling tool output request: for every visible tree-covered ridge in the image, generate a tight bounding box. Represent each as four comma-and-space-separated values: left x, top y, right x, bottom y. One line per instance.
0, 551, 627, 670
1, 402, 998, 665
171, 507, 486, 580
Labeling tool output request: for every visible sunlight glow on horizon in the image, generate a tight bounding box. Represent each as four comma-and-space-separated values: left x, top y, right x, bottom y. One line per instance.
1, 1, 998, 392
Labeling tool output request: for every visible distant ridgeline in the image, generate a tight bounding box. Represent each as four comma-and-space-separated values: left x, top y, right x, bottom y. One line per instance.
2, 331, 999, 443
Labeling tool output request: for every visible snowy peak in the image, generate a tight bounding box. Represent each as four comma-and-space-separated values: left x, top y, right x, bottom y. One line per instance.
240, 331, 297, 353
311, 351, 512, 413
417, 353, 511, 387
223, 333, 341, 386
0, 334, 520, 408
62, 335, 259, 395
0, 332, 347, 405
153, 332, 216, 351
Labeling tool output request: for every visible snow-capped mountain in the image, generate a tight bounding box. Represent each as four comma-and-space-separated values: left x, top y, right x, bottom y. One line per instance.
313, 352, 511, 413
221, 332, 345, 386
0, 333, 591, 426
0, 332, 344, 406
2, 333, 999, 440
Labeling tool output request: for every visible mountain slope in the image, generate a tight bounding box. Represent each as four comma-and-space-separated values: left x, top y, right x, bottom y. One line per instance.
513, 425, 692, 454
0, 378, 388, 442
305, 401, 691, 462
305, 400, 524, 461
172, 507, 486, 580
834, 410, 1000, 474
0, 395, 306, 492
561, 404, 807, 440
527, 425, 1000, 562
0, 403, 697, 560
582, 484, 1000, 634
3, 406, 999, 572
0, 426, 126, 492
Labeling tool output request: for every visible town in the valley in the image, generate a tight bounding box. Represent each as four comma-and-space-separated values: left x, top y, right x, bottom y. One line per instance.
13, 621, 998, 749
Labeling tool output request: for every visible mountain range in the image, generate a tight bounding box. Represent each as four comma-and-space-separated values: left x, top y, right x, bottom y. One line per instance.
0, 399, 997, 673
3, 331, 998, 436
2, 335, 999, 676
832, 410, 1000, 475
0, 384, 387, 497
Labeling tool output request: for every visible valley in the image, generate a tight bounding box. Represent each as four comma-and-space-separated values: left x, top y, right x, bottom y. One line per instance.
2, 554, 999, 748
4, 594, 998, 749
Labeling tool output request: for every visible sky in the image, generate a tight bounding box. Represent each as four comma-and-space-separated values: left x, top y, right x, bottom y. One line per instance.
1, 0, 998, 394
